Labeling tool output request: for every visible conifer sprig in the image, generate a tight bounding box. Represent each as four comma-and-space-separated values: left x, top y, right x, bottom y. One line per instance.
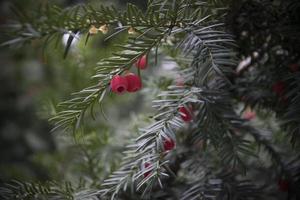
181, 173, 262, 200
49, 27, 167, 133
0, 180, 76, 200
0, 0, 264, 200
43, 0, 211, 133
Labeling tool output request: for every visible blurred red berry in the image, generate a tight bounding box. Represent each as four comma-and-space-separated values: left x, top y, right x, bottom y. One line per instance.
163, 138, 175, 152
175, 77, 184, 86
289, 63, 299, 72
144, 162, 151, 178
135, 55, 147, 69
125, 73, 142, 92
243, 110, 256, 120
240, 96, 247, 101
272, 81, 285, 96
278, 179, 289, 192
179, 106, 192, 122
110, 75, 128, 94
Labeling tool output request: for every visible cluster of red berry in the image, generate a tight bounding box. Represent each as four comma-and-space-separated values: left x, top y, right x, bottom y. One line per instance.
110, 55, 147, 94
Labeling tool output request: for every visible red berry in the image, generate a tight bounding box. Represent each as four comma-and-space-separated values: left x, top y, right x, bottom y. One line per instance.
289, 63, 299, 72
163, 138, 175, 152
179, 106, 192, 122
278, 179, 289, 192
272, 81, 285, 96
240, 96, 247, 101
243, 110, 256, 120
110, 75, 128, 94
144, 162, 152, 178
135, 55, 147, 69
125, 73, 142, 92
175, 77, 184, 86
